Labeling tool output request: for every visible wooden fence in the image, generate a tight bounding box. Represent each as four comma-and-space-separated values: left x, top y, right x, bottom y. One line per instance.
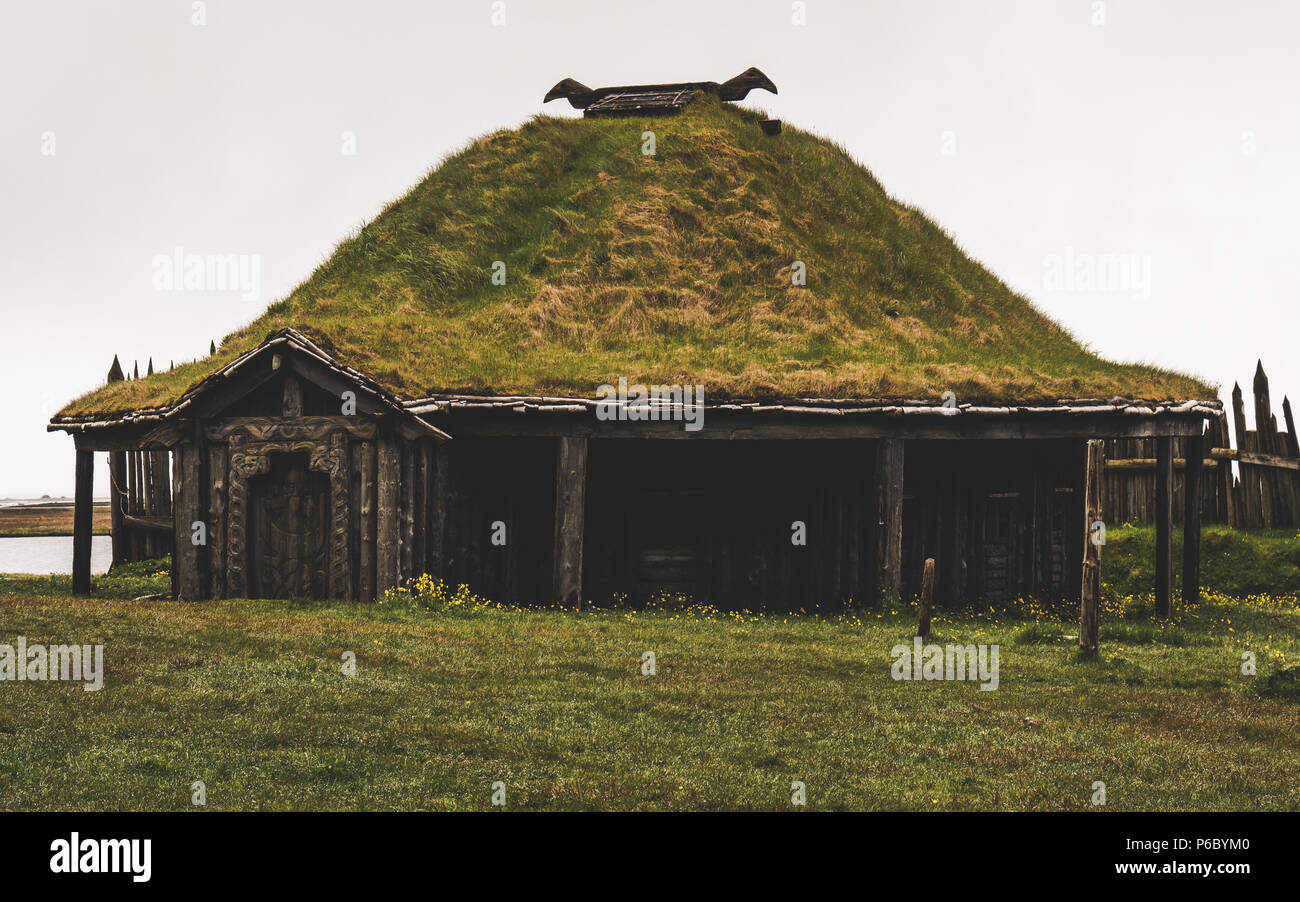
103, 354, 175, 565
1105, 361, 1300, 529
110, 448, 174, 565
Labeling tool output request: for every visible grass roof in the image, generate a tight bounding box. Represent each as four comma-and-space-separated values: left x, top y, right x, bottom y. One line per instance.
58, 95, 1214, 419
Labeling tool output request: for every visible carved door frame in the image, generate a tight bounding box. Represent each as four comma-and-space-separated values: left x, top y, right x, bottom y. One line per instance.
226, 428, 351, 599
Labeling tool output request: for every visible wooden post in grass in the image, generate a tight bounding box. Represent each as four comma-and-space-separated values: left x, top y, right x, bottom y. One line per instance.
72, 447, 95, 595
917, 557, 935, 638
1182, 430, 1202, 607
553, 436, 588, 608
1080, 439, 1103, 653
1154, 435, 1173, 616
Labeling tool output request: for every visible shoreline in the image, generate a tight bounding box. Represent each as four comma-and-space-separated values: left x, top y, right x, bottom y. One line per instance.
0, 503, 112, 538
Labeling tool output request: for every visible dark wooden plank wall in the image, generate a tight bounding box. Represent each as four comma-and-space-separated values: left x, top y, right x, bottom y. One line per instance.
583, 440, 875, 612
441, 438, 557, 604
901, 439, 1084, 606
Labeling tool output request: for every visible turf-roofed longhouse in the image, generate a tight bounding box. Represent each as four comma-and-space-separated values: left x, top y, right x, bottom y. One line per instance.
50, 68, 1220, 610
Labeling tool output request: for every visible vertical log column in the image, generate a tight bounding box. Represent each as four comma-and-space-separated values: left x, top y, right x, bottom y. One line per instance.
1154, 435, 1174, 616
72, 448, 95, 595
376, 430, 401, 595
874, 438, 905, 605
400, 442, 415, 582
427, 443, 449, 583
108, 451, 127, 567
358, 439, 377, 600
1182, 431, 1203, 607
172, 442, 202, 601
553, 436, 588, 608
1080, 439, 1103, 653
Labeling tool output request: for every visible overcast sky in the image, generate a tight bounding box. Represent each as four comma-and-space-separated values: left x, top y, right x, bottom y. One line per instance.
2, 0, 1297, 496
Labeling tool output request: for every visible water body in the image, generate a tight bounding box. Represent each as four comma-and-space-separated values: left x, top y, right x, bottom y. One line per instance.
0, 536, 112, 575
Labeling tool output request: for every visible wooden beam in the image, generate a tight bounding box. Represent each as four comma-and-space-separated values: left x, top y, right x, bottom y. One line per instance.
1104, 457, 1217, 470
1154, 435, 1173, 616
1209, 448, 1300, 470
874, 438, 905, 604
122, 514, 173, 532
442, 411, 1210, 442
1080, 439, 1103, 652
1182, 432, 1202, 607
72, 449, 95, 595
553, 436, 588, 608
204, 416, 378, 442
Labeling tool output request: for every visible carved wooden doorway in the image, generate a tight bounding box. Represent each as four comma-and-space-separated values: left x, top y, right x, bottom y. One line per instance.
247, 451, 331, 599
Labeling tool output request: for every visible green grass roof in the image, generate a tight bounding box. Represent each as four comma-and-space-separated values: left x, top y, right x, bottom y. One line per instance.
58, 95, 1214, 419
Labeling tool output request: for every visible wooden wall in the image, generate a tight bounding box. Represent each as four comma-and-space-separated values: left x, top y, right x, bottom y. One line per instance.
901, 440, 1084, 605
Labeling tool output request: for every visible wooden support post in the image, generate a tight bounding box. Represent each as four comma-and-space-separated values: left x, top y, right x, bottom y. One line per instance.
108, 451, 127, 567
208, 443, 227, 600
553, 436, 588, 608
359, 439, 377, 600
917, 557, 935, 638
1079, 439, 1103, 653
400, 442, 415, 582
874, 438, 905, 605
1182, 431, 1202, 607
1154, 435, 1173, 616
172, 442, 202, 601
413, 439, 429, 580
72, 449, 95, 595
428, 443, 449, 582
376, 430, 401, 595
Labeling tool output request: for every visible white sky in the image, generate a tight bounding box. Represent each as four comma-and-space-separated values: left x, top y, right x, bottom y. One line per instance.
2, 0, 1297, 496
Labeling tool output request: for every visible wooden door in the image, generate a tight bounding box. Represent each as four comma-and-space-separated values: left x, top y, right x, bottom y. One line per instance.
248, 452, 331, 599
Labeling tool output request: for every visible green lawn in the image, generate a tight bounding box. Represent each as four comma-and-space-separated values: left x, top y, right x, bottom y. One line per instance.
1, 547, 1297, 811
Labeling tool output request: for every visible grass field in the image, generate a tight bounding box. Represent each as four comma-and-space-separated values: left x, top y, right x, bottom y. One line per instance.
0, 503, 110, 537
1, 536, 1297, 811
